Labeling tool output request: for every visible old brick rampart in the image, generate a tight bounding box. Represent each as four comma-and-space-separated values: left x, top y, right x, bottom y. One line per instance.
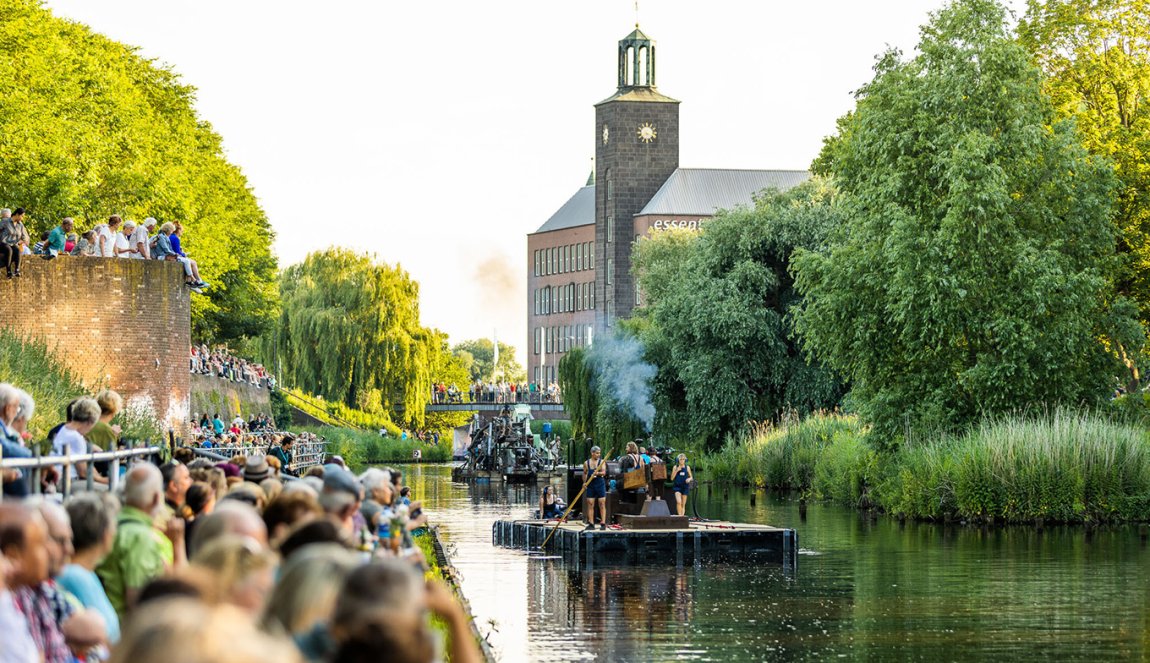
0, 258, 191, 430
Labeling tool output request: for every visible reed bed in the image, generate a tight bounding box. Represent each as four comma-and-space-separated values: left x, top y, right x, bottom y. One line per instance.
705, 409, 1150, 523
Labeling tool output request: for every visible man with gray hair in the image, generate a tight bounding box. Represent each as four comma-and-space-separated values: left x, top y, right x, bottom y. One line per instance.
130, 217, 155, 259
0, 383, 33, 497
96, 463, 182, 619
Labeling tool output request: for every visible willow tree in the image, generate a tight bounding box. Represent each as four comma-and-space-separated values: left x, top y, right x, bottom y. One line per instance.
0, 0, 278, 343
264, 249, 440, 427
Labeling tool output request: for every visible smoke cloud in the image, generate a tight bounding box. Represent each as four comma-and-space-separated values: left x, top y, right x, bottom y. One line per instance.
586, 333, 657, 431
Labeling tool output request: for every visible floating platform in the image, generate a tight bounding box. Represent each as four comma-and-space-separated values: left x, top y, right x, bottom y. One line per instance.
451, 466, 566, 483
493, 518, 798, 568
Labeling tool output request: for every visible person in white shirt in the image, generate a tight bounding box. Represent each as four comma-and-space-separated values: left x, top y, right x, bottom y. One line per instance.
52, 398, 105, 485
130, 217, 155, 259
114, 221, 134, 258
97, 216, 121, 258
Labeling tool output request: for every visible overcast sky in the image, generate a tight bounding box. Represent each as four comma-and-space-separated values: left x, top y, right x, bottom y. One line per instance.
43, 0, 1022, 363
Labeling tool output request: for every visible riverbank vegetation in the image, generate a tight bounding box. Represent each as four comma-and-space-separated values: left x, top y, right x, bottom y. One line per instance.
705, 411, 1150, 523
0, 329, 85, 439
303, 426, 451, 472
561, 0, 1150, 524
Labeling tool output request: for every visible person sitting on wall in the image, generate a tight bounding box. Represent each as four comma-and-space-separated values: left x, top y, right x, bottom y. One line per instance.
44, 216, 72, 258
170, 222, 208, 290
539, 485, 565, 520
0, 208, 31, 277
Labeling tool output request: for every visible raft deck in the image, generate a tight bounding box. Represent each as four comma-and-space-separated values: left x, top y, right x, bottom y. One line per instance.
493, 518, 798, 568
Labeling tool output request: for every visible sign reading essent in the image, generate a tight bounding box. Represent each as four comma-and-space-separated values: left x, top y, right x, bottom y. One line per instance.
651, 218, 708, 231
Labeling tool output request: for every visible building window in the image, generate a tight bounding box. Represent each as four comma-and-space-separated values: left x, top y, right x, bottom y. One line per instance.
636, 282, 642, 307
589, 242, 595, 269
577, 283, 582, 311
533, 250, 539, 277
606, 259, 614, 285
606, 169, 613, 201
590, 281, 596, 309
564, 245, 570, 273
535, 327, 542, 354
576, 243, 583, 271
607, 215, 613, 243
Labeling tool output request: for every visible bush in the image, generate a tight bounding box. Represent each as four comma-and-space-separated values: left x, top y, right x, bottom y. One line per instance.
281, 388, 401, 436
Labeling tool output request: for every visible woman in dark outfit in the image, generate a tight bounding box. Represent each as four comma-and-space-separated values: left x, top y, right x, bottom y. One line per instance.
672, 453, 693, 516
583, 446, 608, 530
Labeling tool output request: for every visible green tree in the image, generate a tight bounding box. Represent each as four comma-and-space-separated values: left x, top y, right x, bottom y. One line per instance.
557, 343, 648, 451
1018, 0, 1150, 387
0, 0, 278, 344
451, 339, 525, 383
631, 180, 846, 449
261, 249, 437, 427
795, 0, 1131, 441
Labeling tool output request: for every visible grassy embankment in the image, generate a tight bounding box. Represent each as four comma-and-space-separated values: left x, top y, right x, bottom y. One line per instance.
301, 426, 451, 472
0, 328, 163, 446
704, 410, 1150, 524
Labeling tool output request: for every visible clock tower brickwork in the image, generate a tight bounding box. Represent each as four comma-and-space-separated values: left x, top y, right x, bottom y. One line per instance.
593, 28, 679, 330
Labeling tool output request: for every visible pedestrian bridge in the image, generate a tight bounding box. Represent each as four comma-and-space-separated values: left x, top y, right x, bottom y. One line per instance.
425, 401, 569, 420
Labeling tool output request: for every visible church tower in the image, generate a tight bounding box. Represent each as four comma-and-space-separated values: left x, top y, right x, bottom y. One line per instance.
594, 26, 679, 330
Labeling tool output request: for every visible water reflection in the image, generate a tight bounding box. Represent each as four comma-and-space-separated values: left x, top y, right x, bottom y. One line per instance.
399, 464, 1150, 662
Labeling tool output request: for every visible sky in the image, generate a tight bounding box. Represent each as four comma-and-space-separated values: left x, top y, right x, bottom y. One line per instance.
43, 0, 1023, 364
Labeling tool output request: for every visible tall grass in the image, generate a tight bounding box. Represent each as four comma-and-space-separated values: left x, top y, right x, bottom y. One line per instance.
704, 409, 1150, 523
0, 329, 86, 442
887, 410, 1150, 523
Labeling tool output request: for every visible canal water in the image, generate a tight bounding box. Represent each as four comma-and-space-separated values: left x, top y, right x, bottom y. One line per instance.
398, 463, 1149, 662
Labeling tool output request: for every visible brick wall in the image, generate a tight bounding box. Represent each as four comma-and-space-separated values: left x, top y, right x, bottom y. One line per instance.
0, 258, 191, 431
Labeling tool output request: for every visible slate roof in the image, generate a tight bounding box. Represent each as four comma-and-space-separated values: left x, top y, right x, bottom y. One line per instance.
532, 185, 594, 234
638, 168, 810, 216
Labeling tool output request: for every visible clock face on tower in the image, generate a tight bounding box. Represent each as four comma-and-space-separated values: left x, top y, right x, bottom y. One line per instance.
602, 124, 609, 144
637, 122, 657, 143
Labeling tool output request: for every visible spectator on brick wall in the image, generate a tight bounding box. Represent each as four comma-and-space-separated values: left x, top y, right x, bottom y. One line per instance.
114, 221, 135, 258
72, 230, 97, 256
64, 232, 77, 254
97, 216, 121, 258
130, 218, 154, 260
45, 217, 72, 258
171, 223, 208, 290
32, 231, 49, 255
0, 208, 29, 278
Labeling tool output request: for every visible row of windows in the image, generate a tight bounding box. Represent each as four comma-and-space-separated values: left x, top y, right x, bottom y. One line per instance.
533, 242, 594, 277
534, 324, 594, 355
533, 281, 597, 316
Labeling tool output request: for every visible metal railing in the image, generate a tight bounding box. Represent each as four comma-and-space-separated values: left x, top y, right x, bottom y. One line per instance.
0, 445, 164, 502
186, 437, 326, 475
429, 390, 563, 406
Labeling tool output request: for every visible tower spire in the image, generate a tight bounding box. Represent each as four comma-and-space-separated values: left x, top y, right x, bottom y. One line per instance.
616, 25, 656, 90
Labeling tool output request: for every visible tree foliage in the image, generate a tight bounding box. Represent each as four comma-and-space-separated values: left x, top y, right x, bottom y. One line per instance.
260, 249, 456, 429
630, 180, 846, 449
450, 339, 525, 383
1019, 0, 1150, 383
795, 0, 1132, 441
0, 0, 278, 343
558, 343, 648, 451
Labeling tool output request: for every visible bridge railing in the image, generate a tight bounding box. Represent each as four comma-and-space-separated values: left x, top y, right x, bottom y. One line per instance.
428, 390, 562, 406
186, 437, 326, 475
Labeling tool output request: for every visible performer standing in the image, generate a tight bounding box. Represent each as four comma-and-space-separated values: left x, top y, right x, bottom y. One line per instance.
584, 446, 608, 530
672, 454, 694, 516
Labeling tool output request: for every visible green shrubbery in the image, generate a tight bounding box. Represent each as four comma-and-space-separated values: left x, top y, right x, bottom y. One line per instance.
0, 329, 86, 440
706, 411, 1150, 523
282, 388, 401, 436
301, 426, 451, 472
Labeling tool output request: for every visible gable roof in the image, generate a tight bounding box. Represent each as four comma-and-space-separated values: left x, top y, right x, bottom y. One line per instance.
532, 185, 594, 234
638, 168, 810, 216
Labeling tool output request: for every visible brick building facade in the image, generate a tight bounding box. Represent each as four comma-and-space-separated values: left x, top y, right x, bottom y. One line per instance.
0, 258, 191, 432
526, 27, 811, 383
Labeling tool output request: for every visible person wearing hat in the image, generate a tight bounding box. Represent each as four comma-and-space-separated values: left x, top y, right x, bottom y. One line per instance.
321, 468, 364, 537
582, 445, 608, 531
243, 456, 272, 484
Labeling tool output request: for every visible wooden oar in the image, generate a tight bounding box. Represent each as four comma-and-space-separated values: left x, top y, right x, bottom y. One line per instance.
538, 448, 613, 550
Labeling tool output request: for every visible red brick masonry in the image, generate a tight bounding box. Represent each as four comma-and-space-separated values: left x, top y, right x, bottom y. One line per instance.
0, 258, 191, 431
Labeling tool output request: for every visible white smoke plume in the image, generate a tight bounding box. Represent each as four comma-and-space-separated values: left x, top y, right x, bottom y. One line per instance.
586, 333, 657, 431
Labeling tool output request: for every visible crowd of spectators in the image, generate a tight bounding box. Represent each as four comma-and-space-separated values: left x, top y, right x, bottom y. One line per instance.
190, 345, 276, 390
0, 381, 481, 663
431, 381, 561, 404
0, 209, 209, 292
